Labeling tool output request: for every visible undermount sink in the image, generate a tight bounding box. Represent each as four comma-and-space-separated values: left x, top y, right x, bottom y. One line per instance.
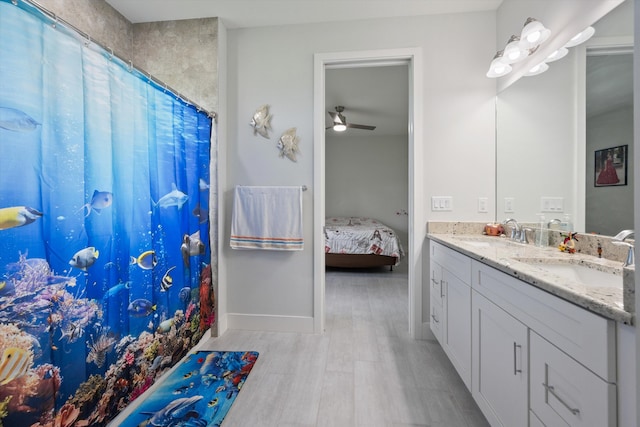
514, 258, 622, 288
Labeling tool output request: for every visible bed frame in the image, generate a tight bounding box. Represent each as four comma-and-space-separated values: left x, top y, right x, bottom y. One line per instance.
325, 253, 397, 271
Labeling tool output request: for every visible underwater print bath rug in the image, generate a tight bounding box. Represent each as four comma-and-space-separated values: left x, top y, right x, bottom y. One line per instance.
119, 350, 259, 427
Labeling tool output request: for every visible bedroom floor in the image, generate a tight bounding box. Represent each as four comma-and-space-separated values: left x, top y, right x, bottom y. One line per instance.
198, 268, 489, 426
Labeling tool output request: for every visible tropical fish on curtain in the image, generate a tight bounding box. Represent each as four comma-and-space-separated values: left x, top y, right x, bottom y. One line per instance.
0, 1, 215, 426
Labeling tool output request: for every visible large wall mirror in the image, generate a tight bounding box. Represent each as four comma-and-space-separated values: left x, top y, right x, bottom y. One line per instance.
496, 0, 633, 236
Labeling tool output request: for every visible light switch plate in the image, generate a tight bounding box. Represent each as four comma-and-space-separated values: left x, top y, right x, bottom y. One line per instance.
540, 197, 564, 212
431, 196, 453, 211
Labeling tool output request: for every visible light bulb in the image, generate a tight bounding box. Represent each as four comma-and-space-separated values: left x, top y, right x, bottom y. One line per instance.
527, 31, 541, 43
486, 51, 512, 78
546, 47, 568, 63
564, 26, 595, 48
333, 124, 347, 132
524, 62, 549, 76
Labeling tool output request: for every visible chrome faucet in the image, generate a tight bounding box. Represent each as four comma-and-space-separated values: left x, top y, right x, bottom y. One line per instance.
503, 218, 521, 241
548, 218, 562, 228
612, 229, 634, 267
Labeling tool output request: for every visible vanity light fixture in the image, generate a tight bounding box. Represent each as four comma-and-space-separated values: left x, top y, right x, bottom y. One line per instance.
486, 50, 512, 78
564, 26, 596, 48
486, 17, 550, 78
524, 62, 549, 77
545, 47, 569, 63
502, 35, 529, 64
520, 18, 551, 50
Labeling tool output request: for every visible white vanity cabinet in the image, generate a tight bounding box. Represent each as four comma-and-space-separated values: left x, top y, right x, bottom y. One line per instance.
471, 258, 617, 427
471, 291, 528, 427
429, 241, 472, 389
428, 238, 621, 427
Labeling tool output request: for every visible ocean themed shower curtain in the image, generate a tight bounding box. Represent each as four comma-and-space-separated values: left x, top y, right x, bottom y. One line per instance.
0, 1, 215, 426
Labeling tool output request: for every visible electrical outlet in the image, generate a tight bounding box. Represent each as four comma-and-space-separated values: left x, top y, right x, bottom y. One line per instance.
504, 197, 515, 213
431, 196, 453, 211
478, 197, 488, 213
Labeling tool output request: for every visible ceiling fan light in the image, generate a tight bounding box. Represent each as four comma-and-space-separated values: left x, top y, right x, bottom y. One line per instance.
564, 26, 595, 48
333, 123, 347, 132
546, 47, 568, 62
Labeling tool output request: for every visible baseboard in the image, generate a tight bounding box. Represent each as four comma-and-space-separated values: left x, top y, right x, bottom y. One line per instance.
226, 313, 315, 333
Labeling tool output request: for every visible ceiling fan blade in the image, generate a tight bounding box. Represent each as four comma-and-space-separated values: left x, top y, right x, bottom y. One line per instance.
347, 123, 376, 130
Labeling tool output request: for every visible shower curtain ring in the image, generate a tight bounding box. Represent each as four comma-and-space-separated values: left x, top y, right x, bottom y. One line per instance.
84, 35, 91, 47
128, 60, 133, 72
108, 48, 113, 60
52, 15, 58, 28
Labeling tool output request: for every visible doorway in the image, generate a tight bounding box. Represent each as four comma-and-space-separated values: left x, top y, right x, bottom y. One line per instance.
313, 48, 424, 338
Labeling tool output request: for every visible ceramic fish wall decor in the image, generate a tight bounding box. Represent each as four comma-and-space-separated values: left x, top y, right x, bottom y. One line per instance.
277, 127, 301, 162
250, 104, 272, 139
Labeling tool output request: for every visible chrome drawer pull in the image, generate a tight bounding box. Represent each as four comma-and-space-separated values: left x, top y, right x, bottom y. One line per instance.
513, 342, 522, 375
440, 280, 445, 299
542, 383, 580, 415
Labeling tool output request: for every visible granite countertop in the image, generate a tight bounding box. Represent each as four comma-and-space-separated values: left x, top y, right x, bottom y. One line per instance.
428, 233, 634, 325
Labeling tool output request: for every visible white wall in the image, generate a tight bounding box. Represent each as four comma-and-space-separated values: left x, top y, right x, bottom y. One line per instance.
326, 134, 409, 251
223, 12, 497, 333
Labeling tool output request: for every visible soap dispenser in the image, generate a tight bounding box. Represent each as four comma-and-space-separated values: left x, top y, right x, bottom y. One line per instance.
560, 213, 573, 232
535, 214, 549, 247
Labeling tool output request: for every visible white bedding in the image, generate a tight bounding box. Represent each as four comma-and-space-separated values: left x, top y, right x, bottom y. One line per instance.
324, 217, 405, 264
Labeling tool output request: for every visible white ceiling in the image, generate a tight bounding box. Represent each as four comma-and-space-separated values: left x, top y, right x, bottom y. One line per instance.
105, 0, 503, 28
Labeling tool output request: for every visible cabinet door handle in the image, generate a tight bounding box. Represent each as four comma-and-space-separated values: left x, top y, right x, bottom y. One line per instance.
513, 342, 522, 375
543, 363, 580, 415
542, 383, 580, 415
440, 280, 445, 299
431, 314, 439, 323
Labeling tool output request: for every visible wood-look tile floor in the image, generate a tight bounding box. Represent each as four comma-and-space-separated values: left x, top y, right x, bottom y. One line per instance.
199, 268, 490, 427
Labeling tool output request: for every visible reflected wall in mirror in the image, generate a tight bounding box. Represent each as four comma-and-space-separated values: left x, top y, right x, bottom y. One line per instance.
496, 0, 633, 236
585, 49, 633, 236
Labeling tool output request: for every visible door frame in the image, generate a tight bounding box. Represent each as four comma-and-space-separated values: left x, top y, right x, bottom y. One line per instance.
313, 47, 424, 338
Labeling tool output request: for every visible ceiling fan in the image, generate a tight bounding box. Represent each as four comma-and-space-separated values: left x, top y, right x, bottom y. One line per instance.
327, 106, 376, 131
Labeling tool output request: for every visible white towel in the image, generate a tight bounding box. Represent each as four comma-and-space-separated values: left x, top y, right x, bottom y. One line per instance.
230, 186, 304, 251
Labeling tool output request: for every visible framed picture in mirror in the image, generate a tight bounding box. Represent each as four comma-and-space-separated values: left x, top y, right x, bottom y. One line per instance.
594, 144, 627, 187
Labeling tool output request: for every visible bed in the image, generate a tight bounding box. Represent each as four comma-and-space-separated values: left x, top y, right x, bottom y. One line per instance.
324, 216, 405, 270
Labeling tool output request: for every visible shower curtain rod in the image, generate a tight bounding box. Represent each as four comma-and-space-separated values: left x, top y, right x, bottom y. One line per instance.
12, 0, 217, 120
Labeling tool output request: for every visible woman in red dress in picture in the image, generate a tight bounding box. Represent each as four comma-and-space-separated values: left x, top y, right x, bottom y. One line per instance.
596, 150, 620, 185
